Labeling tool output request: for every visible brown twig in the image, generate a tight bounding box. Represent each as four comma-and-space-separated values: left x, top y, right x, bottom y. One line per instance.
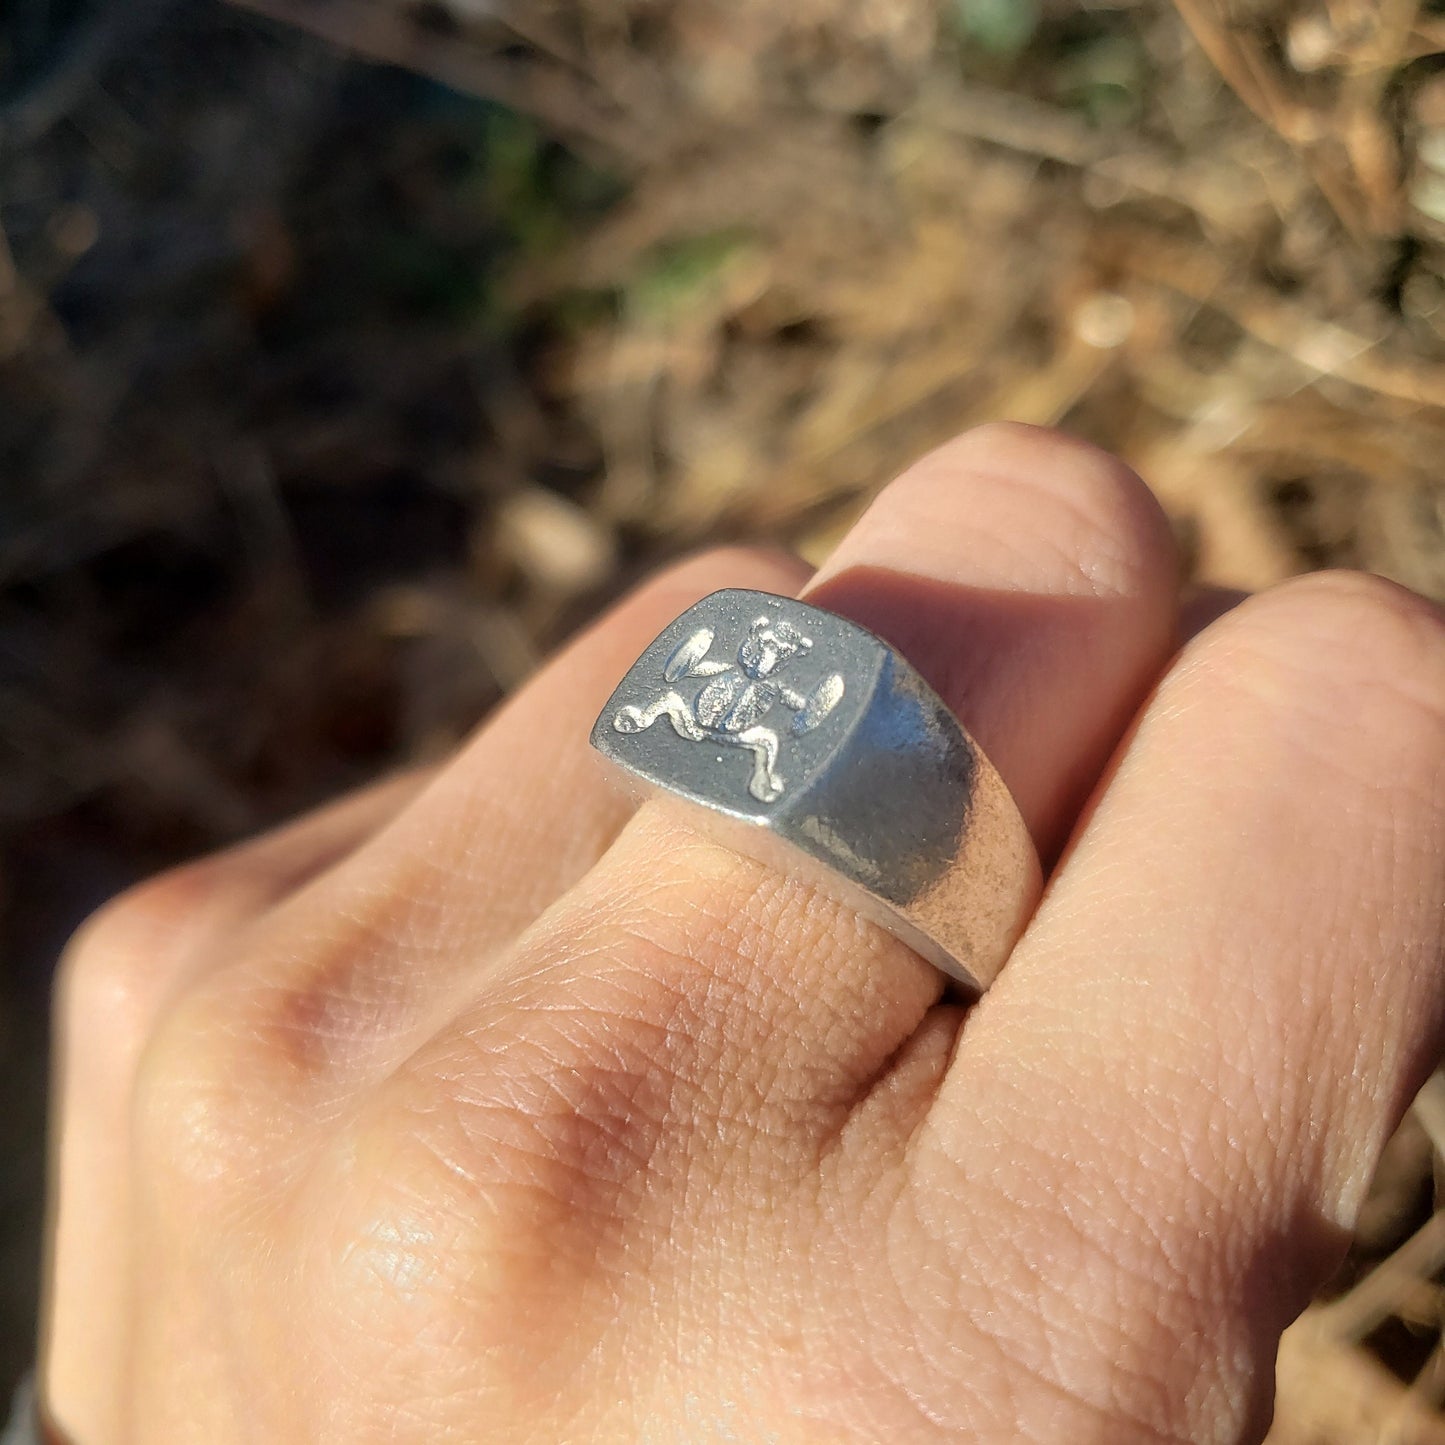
1415, 1071, 1445, 1163
1173, 0, 1323, 144
226, 0, 653, 162
1173, 0, 1377, 239
920, 84, 1273, 233
1337, 0, 1419, 232
1116, 227, 1445, 407
1315, 1211, 1445, 1343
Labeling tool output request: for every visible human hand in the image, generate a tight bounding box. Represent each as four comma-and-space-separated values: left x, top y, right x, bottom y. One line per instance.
40, 424, 1445, 1443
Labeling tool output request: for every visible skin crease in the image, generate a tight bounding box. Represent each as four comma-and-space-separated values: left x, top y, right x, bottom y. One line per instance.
38, 424, 1445, 1445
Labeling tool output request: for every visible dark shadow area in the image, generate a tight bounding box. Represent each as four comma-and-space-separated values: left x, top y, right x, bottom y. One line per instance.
0, 0, 620, 1392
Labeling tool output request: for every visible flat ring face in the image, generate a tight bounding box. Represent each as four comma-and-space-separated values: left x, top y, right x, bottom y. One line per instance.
591, 588, 1041, 992
593, 589, 879, 818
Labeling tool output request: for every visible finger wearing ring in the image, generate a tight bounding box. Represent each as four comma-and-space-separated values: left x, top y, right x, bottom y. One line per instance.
592, 588, 1041, 992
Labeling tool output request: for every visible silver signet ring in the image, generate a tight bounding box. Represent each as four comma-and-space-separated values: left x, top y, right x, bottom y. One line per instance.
590, 588, 1043, 993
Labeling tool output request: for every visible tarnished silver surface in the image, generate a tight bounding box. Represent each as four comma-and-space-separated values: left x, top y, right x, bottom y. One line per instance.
590, 588, 1042, 993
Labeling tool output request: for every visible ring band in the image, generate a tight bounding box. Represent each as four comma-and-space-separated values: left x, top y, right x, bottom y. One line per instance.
590, 588, 1042, 993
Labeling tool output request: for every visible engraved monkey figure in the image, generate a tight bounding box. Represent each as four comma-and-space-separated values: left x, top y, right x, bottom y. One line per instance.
614, 615, 844, 802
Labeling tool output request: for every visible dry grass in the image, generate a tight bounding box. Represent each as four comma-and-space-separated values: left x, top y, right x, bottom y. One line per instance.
232, 0, 1445, 606
3, 0, 1445, 1432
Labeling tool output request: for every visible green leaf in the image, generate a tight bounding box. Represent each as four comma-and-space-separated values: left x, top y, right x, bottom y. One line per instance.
949, 0, 1040, 58
625, 230, 755, 323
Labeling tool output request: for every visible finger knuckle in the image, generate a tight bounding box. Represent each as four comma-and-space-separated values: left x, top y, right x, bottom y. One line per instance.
313, 1094, 603, 1419
226, 913, 414, 1085
1219, 570, 1445, 744
57, 864, 221, 1056
315, 1127, 496, 1353
372, 862, 874, 1237
394, 975, 703, 1234
131, 985, 296, 1204
124, 898, 420, 1199
919, 423, 1176, 599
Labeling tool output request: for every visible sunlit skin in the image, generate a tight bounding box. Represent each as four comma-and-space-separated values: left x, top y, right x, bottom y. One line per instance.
39, 424, 1445, 1443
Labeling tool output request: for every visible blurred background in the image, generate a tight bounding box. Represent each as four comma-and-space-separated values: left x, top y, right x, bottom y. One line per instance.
2, 0, 1445, 1438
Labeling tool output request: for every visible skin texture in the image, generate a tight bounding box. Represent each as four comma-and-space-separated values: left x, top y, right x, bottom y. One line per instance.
38, 423, 1445, 1444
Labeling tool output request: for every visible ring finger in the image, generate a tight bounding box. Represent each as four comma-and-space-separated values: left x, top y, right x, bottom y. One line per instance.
174, 424, 1183, 1110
